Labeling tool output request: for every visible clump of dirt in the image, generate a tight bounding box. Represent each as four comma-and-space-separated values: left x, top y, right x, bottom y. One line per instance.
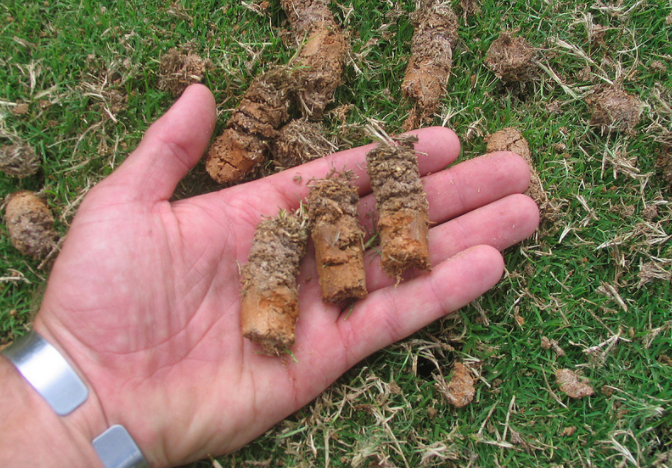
437, 362, 475, 408
587, 85, 642, 134
271, 119, 335, 171
484, 127, 558, 223
0, 143, 40, 178
655, 145, 672, 188
402, 0, 459, 130
158, 46, 210, 96
541, 336, 566, 356
555, 368, 594, 399
4, 191, 57, 259
281, 0, 347, 120
240, 210, 309, 356
206, 68, 292, 184
308, 172, 367, 303
484, 32, 537, 83
366, 134, 430, 278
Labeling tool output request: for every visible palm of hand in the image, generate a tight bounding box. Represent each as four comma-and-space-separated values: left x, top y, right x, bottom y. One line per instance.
34, 85, 538, 467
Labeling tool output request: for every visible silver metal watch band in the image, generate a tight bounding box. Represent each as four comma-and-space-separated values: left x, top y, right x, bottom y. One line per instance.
2, 330, 88, 416
93, 425, 150, 468
2, 330, 150, 468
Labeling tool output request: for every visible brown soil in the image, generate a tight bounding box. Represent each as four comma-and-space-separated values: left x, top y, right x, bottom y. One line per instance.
555, 368, 594, 399
0, 143, 40, 178
366, 135, 430, 278
401, 0, 458, 130
281, 0, 347, 120
206, 68, 292, 184
4, 191, 57, 259
484, 127, 558, 223
308, 172, 367, 303
438, 362, 475, 408
271, 119, 334, 171
587, 85, 642, 134
158, 46, 210, 96
484, 32, 537, 83
240, 210, 309, 356
656, 144, 672, 187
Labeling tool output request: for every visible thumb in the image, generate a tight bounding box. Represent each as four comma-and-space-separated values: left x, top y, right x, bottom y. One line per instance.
106, 84, 217, 203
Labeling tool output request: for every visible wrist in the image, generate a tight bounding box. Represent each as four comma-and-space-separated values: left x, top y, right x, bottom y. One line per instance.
0, 355, 105, 467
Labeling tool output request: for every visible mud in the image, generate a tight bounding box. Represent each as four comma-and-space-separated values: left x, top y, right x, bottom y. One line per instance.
366, 135, 430, 278
206, 68, 292, 184
308, 172, 367, 303
240, 211, 309, 355
158, 46, 210, 96
402, 0, 458, 130
0, 143, 39, 178
4, 191, 57, 259
484, 32, 536, 83
271, 119, 335, 171
556, 368, 594, 399
588, 85, 642, 134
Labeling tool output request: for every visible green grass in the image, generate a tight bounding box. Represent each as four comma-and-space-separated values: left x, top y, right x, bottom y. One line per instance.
2, 0, 671, 467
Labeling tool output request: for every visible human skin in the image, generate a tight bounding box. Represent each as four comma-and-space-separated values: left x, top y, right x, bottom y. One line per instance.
0, 84, 539, 467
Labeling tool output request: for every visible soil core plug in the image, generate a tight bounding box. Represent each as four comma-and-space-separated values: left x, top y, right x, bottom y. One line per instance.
206, 68, 292, 184
484, 31, 537, 83
271, 119, 335, 171
588, 85, 642, 134
0, 143, 40, 178
280, 0, 347, 120
402, 0, 459, 130
241, 210, 309, 356
308, 172, 367, 303
4, 191, 57, 259
366, 133, 430, 279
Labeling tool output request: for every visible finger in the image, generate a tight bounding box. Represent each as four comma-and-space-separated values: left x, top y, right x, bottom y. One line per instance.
106, 84, 217, 203
335, 245, 504, 367
362, 193, 539, 292
220, 126, 461, 216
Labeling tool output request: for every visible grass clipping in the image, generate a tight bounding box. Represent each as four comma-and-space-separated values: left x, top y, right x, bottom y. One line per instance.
241, 210, 309, 356
366, 134, 431, 279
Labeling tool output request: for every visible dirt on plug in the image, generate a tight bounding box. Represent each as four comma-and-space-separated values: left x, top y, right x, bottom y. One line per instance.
484, 31, 537, 83
4, 191, 57, 259
402, 0, 458, 130
437, 362, 475, 408
240, 210, 309, 356
588, 85, 642, 134
556, 368, 594, 399
271, 119, 335, 171
281, 0, 347, 120
0, 143, 40, 178
366, 135, 430, 279
158, 46, 210, 96
206, 68, 292, 184
308, 172, 367, 303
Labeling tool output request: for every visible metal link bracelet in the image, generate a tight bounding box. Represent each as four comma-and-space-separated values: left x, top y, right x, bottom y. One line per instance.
2, 330, 149, 468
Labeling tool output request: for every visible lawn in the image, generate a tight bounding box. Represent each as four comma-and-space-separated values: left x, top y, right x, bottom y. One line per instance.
1, 0, 671, 467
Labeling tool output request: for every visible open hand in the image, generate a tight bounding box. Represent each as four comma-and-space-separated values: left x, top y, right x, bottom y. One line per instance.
33, 85, 539, 467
